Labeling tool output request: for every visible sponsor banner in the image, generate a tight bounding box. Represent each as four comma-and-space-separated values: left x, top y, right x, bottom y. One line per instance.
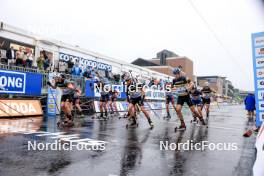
47, 73, 57, 116
257, 79, 264, 89
258, 90, 264, 100
257, 68, 264, 78
252, 32, 264, 127
59, 52, 112, 72
93, 101, 166, 113
0, 69, 42, 95
256, 58, 264, 68
0, 99, 43, 117
145, 89, 166, 100
259, 101, 264, 111
255, 36, 264, 47
255, 47, 264, 57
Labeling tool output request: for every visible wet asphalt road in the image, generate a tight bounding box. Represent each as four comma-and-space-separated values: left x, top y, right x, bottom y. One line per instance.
0, 105, 256, 176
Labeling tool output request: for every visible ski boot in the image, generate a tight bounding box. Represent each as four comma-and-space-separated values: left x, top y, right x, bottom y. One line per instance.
79, 112, 85, 118
164, 113, 171, 119
110, 111, 114, 117
190, 117, 198, 124
197, 118, 208, 128
126, 117, 138, 128
206, 111, 209, 118
147, 118, 154, 129
99, 112, 104, 119
57, 115, 74, 128
175, 122, 186, 132
103, 112, 108, 120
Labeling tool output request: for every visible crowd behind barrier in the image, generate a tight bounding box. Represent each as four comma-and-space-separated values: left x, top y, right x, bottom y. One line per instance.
0, 60, 172, 97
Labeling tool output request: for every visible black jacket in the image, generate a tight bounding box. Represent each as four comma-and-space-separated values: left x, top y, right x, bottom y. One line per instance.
6, 49, 16, 59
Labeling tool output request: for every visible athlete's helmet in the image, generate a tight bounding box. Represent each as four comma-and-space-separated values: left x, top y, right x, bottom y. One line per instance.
173, 67, 181, 75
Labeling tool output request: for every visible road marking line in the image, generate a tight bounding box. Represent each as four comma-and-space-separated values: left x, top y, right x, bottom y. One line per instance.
36, 132, 65, 136
50, 134, 79, 139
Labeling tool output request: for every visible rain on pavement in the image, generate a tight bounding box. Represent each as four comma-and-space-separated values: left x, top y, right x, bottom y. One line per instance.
0, 105, 256, 176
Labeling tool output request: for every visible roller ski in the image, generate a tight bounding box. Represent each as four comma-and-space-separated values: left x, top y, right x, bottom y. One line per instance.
98, 112, 109, 120
126, 117, 138, 128
190, 117, 198, 124
175, 121, 186, 132
57, 115, 74, 128
196, 118, 208, 128
164, 113, 171, 119
119, 112, 129, 119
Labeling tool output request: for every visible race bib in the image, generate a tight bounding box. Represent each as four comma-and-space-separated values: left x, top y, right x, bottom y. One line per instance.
203, 93, 211, 99
173, 86, 187, 95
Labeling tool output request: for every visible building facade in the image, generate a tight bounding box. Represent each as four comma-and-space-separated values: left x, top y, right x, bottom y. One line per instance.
132, 50, 194, 79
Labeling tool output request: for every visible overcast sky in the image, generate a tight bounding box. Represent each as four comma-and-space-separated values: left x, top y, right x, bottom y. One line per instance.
1, 0, 264, 90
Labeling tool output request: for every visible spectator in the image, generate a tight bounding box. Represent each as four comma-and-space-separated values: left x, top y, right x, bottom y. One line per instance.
22, 52, 27, 67
48, 53, 53, 71
26, 50, 34, 68
6, 46, 16, 65
244, 93, 255, 119
43, 57, 50, 71
83, 66, 95, 80
37, 52, 44, 70
16, 47, 24, 66
67, 58, 74, 72
71, 62, 82, 76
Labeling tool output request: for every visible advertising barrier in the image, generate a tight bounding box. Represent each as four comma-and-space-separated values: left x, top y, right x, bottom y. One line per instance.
47, 73, 57, 116
252, 32, 264, 127
0, 69, 42, 95
93, 101, 166, 113
145, 89, 166, 100
0, 99, 43, 117
59, 52, 112, 72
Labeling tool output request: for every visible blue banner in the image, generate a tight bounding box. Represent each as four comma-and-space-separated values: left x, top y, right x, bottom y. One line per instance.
59, 52, 112, 72
0, 69, 42, 96
252, 32, 264, 127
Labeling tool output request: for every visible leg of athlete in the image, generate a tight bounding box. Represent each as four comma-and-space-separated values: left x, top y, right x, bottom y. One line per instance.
99, 101, 104, 117
141, 105, 153, 127
205, 103, 210, 118
189, 106, 205, 125
103, 100, 108, 117
197, 106, 203, 119
175, 104, 186, 129
113, 100, 118, 115
109, 100, 114, 114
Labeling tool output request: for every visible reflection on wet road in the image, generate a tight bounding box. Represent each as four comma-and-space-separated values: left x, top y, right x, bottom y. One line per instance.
0, 105, 256, 176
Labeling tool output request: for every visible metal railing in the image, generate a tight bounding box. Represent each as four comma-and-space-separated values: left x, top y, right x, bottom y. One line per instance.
0, 63, 121, 96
